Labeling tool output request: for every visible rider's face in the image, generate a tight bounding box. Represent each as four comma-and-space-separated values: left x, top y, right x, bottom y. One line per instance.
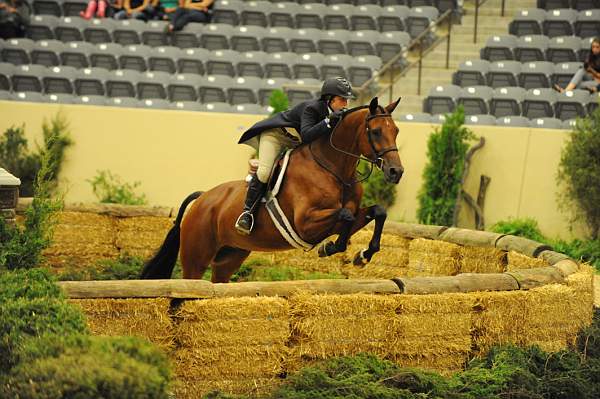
330, 96, 348, 111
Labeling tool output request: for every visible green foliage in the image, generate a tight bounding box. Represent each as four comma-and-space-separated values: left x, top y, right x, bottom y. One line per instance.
88, 169, 147, 205
268, 89, 289, 115
357, 160, 397, 209
489, 217, 546, 242
557, 107, 600, 239
0, 139, 63, 270
417, 107, 475, 226
0, 113, 73, 196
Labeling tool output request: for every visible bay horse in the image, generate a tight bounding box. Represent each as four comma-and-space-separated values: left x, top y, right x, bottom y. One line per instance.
141, 97, 404, 282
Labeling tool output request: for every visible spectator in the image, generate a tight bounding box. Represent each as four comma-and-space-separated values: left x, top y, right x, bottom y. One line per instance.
165, 0, 213, 33
0, 0, 30, 39
156, 0, 178, 21
114, 0, 155, 21
80, 0, 123, 20
555, 37, 600, 93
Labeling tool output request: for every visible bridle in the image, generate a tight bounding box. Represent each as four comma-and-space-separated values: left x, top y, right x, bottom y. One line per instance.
309, 104, 399, 188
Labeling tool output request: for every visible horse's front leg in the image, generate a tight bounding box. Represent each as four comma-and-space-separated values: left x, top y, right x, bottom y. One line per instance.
317, 208, 356, 257
349, 205, 387, 266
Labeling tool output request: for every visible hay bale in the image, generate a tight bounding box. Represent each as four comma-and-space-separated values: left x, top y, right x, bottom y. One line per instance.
342, 231, 411, 279
173, 378, 280, 399
460, 246, 506, 273
70, 298, 173, 349
506, 251, 548, 271
44, 212, 118, 268
270, 247, 346, 275
115, 216, 173, 258
407, 239, 461, 276
174, 297, 290, 383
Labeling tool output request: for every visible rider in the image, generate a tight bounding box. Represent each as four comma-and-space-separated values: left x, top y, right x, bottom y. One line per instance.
234, 77, 355, 235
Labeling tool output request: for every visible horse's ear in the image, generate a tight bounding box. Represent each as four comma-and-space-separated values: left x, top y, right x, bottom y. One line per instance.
385, 97, 402, 114
369, 97, 378, 115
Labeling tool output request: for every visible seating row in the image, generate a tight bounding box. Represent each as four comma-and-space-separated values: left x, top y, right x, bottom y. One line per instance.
481, 35, 594, 62
400, 112, 579, 129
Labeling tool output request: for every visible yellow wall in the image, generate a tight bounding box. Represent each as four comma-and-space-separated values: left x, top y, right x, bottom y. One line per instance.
0, 101, 585, 239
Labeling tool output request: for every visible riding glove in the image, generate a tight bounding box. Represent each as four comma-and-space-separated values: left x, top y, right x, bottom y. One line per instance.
326, 109, 345, 128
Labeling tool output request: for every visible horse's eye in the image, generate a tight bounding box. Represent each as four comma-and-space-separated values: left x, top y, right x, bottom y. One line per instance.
372, 128, 382, 137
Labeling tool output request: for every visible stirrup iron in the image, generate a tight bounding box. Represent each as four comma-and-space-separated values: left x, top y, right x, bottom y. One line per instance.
235, 211, 255, 235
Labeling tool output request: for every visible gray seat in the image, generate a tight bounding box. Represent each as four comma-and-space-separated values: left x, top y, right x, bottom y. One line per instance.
141, 20, 170, 47
406, 6, 438, 39
106, 69, 140, 98
321, 54, 352, 80
464, 114, 496, 126
113, 19, 145, 46
293, 52, 324, 80
518, 61, 553, 89
323, 4, 353, 31
206, 49, 239, 77
84, 18, 115, 44
351, 5, 380, 31
171, 101, 204, 111
289, 28, 320, 54
579, 36, 595, 62
575, 9, 600, 38
74, 67, 109, 96
230, 26, 266, 53
11, 64, 46, 93
554, 89, 590, 121
264, 52, 295, 79
228, 76, 261, 105
295, 4, 327, 29
537, 0, 570, 10
377, 5, 409, 32
554, 62, 577, 91
546, 36, 580, 63
240, 1, 270, 27
268, 2, 300, 28
199, 75, 234, 103
1, 38, 34, 65
543, 9, 576, 38
530, 117, 563, 129
60, 40, 93, 68
91, 42, 123, 71
348, 55, 382, 86
172, 22, 203, 49
139, 98, 172, 109
399, 112, 432, 122
588, 92, 599, 114
10, 91, 48, 103
561, 119, 577, 130
430, 113, 448, 123
168, 73, 204, 102
487, 60, 521, 88
376, 30, 410, 65
481, 35, 517, 61
74, 94, 107, 106
572, 0, 600, 11
31, 40, 65, 67
201, 102, 235, 113
137, 71, 170, 100
0, 62, 14, 91
261, 27, 292, 53
62, 0, 87, 17
346, 30, 378, 56
423, 84, 461, 114
515, 35, 549, 62
119, 44, 151, 72
231, 103, 266, 114
200, 24, 234, 51
148, 46, 184, 74
42, 65, 76, 94
106, 97, 142, 108
457, 85, 493, 115
47, 93, 76, 104
237, 51, 267, 78
522, 88, 557, 118
509, 8, 545, 36
178, 47, 209, 75
258, 77, 291, 105
453, 59, 490, 87
318, 29, 350, 56
495, 115, 531, 127
490, 87, 526, 117
28, 15, 59, 41
213, 0, 243, 26
32, 0, 62, 18
55, 16, 85, 42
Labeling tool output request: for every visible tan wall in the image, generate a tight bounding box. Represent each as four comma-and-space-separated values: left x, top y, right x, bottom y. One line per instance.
0, 101, 584, 239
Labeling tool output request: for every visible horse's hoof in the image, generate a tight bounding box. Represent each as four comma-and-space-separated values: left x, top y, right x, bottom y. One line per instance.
318, 241, 334, 257
353, 249, 369, 267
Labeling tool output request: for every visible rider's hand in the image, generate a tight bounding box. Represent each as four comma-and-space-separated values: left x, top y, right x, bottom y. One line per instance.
328, 109, 345, 127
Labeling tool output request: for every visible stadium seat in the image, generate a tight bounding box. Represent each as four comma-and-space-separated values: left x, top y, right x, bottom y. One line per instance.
168, 73, 203, 102
10, 91, 48, 103
452, 59, 490, 87
268, 2, 299, 28
240, 1, 270, 27
575, 9, 600, 38
74, 94, 107, 106
543, 9, 576, 37
119, 44, 151, 72
317, 29, 349, 56
28, 15, 58, 41
171, 101, 204, 111
522, 87, 557, 118
258, 77, 291, 105
230, 26, 265, 53
487, 60, 521, 88
464, 114, 497, 125
261, 27, 292, 53
200, 24, 234, 50
172, 22, 202, 49
289, 28, 320, 54
518, 61, 554, 89
536, 0, 570, 10
55, 17, 85, 42
321, 54, 352, 80
137, 71, 170, 100
1, 38, 33, 65
423, 84, 461, 114
139, 98, 171, 109
375, 30, 410, 65
0, 62, 14, 91
105, 69, 140, 98
33, 0, 62, 17
31, 40, 64, 67
213, 0, 242, 26
377, 5, 408, 32
177, 47, 209, 75
514, 35, 549, 62
546, 35, 580, 63
554, 89, 590, 120
83, 18, 115, 44
481, 35, 517, 61
141, 21, 170, 47
90, 42, 122, 70
228, 76, 261, 105
562, 118, 577, 129
106, 97, 142, 108
406, 6, 439, 39
74, 67, 109, 96
588, 92, 599, 113
490, 87, 526, 117
11, 64, 46, 93
47, 93, 76, 104
351, 5, 380, 31
206, 49, 239, 77
399, 112, 432, 122
509, 9, 545, 36
264, 52, 295, 79
295, 4, 326, 29
231, 103, 267, 114
62, 0, 87, 17
148, 46, 183, 74
578, 36, 595, 62
347, 30, 378, 56
60, 41, 93, 68
42, 65, 76, 94
530, 117, 563, 128
323, 4, 353, 31
348, 55, 382, 86
237, 51, 266, 78
495, 115, 531, 127
113, 19, 144, 46
457, 85, 493, 115
293, 52, 324, 80
552, 62, 582, 88
430, 113, 447, 123
201, 102, 235, 113
199, 75, 233, 103
572, 0, 600, 11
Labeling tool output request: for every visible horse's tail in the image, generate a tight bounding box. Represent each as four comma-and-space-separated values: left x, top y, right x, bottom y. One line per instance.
140, 191, 203, 279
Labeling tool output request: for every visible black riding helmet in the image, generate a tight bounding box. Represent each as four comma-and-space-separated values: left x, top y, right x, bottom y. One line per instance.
320, 77, 356, 100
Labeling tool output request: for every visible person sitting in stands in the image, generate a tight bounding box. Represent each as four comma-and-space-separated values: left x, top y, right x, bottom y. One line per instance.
0, 0, 30, 39
80, 0, 123, 19
113, 0, 154, 21
165, 0, 213, 33
155, 0, 178, 21
555, 37, 600, 93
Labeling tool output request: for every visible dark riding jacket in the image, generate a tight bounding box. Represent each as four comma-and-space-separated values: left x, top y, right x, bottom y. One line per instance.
238, 98, 333, 145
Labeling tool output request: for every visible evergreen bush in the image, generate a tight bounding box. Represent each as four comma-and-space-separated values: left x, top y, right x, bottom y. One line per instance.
416, 107, 475, 226
268, 89, 289, 114
557, 107, 600, 239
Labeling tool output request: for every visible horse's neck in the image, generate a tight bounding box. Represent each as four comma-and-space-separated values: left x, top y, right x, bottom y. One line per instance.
311, 117, 362, 181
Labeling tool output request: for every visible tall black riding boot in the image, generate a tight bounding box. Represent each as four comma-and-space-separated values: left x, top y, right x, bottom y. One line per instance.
235, 176, 267, 235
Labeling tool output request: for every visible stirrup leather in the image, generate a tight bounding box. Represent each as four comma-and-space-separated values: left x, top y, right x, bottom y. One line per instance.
235, 211, 255, 235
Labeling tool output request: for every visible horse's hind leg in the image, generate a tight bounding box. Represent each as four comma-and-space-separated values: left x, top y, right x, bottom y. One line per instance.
180, 217, 217, 279
211, 246, 251, 283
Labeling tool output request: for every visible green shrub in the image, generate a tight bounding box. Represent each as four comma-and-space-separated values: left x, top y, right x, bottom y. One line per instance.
268, 89, 289, 115
0, 113, 73, 196
417, 107, 475, 226
557, 107, 600, 239
0, 268, 62, 302
358, 160, 397, 209
489, 217, 546, 242
88, 170, 147, 205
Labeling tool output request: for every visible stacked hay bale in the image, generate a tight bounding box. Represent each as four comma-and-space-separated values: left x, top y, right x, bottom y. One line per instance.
407, 238, 461, 277
70, 298, 173, 350
115, 216, 173, 258
506, 251, 549, 271
173, 297, 290, 398
438, 228, 507, 273
44, 212, 118, 269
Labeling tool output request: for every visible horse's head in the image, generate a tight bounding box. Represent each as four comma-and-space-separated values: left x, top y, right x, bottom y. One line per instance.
357, 97, 404, 184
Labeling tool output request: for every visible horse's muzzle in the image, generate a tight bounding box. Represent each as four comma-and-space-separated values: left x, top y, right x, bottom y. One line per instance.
384, 166, 404, 184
